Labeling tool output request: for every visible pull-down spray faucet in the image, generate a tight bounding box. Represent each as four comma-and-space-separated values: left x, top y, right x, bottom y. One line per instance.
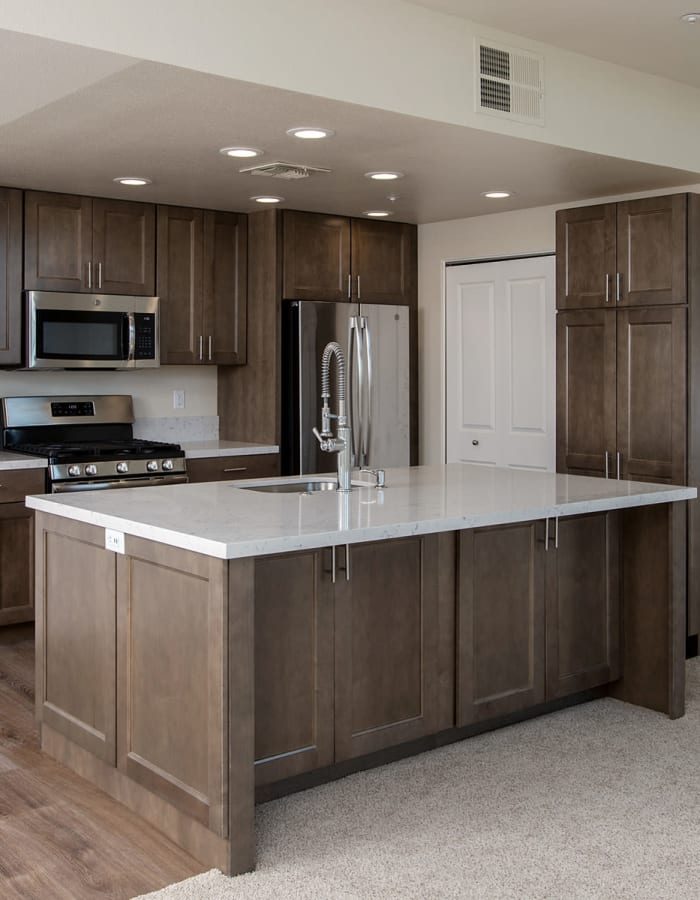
312, 341, 352, 492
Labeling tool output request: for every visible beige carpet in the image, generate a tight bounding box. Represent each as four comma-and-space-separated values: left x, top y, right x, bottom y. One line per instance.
137, 661, 700, 899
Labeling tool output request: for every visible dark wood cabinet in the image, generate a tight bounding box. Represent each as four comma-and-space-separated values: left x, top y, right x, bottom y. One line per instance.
158, 205, 247, 365
457, 522, 545, 724
186, 453, 279, 484
0, 188, 22, 365
282, 209, 416, 306
545, 512, 620, 699
0, 468, 45, 627
24, 191, 155, 295
556, 309, 616, 477
556, 195, 687, 310
254, 549, 334, 786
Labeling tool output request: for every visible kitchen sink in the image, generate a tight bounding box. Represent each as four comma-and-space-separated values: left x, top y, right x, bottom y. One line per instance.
240, 479, 338, 494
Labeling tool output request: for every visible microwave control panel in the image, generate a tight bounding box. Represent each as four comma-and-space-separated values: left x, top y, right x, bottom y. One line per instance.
134, 314, 157, 360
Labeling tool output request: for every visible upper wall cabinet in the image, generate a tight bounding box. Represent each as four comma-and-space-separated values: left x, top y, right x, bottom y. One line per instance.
0, 188, 22, 365
282, 210, 417, 306
157, 206, 247, 366
556, 194, 687, 309
24, 191, 156, 296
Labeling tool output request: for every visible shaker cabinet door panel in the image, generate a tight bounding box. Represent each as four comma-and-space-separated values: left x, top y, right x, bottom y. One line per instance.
616, 306, 687, 483
0, 187, 22, 365
556, 309, 617, 476
555, 204, 616, 309
282, 210, 351, 302
617, 195, 687, 307
203, 210, 247, 364
0, 504, 35, 626
92, 198, 155, 296
24, 191, 92, 292
350, 219, 416, 306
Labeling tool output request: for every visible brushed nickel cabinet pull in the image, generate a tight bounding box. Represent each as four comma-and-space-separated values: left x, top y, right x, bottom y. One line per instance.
617, 451, 622, 480
223, 467, 247, 473
616, 272, 622, 303
97, 261, 103, 289
357, 274, 361, 301
345, 544, 351, 581
87, 260, 92, 289
199, 335, 203, 361
348, 273, 352, 300
208, 335, 212, 361
605, 273, 610, 304
554, 517, 559, 550
544, 517, 549, 551
604, 450, 609, 479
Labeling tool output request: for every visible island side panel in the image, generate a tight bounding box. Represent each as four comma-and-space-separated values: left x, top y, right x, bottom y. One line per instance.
611, 502, 686, 718
34, 512, 117, 764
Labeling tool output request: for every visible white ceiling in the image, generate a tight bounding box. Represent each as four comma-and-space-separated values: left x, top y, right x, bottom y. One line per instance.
0, 29, 697, 225
408, 0, 700, 89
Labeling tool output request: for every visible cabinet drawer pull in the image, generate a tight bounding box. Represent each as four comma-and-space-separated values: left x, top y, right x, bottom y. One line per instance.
223, 467, 247, 473
617, 451, 622, 480
544, 517, 549, 551
554, 517, 559, 550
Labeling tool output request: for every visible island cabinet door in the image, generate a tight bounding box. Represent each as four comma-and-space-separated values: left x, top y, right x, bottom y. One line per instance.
545, 512, 621, 700
116, 537, 229, 835
457, 522, 545, 726
253, 549, 334, 785
35, 514, 117, 764
333, 534, 444, 761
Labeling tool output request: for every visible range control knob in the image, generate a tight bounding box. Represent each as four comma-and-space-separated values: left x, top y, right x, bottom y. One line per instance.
162, 459, 174, 471
116, 462, 129, 474
146, 460, 158, 472
68, 464, 82, 477
85, 464, 98, 476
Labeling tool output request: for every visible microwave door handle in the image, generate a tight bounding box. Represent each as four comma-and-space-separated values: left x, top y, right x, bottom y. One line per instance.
126, 313, 136, 362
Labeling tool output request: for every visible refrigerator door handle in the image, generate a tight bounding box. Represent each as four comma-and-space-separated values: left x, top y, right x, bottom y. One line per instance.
362, 315, 372, 466
349, 316, 363, 464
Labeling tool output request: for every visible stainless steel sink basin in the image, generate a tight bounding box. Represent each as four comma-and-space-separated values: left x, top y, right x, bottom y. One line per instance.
241, 479, 338, 494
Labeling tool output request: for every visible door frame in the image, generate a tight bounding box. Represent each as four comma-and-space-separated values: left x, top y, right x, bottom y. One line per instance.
442, 251, 555, 465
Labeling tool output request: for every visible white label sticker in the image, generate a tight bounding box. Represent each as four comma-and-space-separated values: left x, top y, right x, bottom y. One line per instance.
105, 529, 125, 554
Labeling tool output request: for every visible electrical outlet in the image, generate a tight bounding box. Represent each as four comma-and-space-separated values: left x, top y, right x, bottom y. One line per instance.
105, 529, 125, 554
173, 390, 186, 409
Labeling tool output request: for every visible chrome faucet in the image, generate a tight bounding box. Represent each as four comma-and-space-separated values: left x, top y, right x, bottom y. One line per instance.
312, 341, 352, 492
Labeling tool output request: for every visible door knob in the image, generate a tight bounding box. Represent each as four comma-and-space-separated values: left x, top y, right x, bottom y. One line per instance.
472, 439, 479, 446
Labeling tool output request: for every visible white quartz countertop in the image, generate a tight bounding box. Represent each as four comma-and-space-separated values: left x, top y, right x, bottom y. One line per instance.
25, 464, 697, 560
0, 451, 47, 471
180, 441, 279, 459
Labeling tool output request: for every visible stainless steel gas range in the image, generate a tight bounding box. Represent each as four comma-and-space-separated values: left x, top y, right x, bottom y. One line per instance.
1, 395, 187, 492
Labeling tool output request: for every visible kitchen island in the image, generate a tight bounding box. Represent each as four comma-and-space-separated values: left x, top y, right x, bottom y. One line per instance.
27, 464, 696, 874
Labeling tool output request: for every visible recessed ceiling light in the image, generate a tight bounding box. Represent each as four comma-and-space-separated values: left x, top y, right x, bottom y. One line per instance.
113, 177, 152, 186
482, 190, 513, 199
364, 210, 393, 218
365, 171, 404, 181
681, 12, 700, 22
251, 195, 284, 204
286, 127, 334, 140
220, 146, 263, 158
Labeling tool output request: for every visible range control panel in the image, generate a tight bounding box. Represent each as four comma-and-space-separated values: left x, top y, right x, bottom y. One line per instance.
51, 401, 96, 418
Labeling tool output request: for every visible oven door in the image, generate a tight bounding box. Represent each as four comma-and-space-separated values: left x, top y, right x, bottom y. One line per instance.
51, 474, 188, 493
26, 291, 159, 369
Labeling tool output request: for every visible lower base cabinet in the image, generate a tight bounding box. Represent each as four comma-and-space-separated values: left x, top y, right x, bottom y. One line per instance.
254, 534, 446, 785
0, 468, 46, 626
457, 512, 621, 727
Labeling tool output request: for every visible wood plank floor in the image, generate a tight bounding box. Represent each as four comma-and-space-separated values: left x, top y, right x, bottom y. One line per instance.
0, 624, 204, 899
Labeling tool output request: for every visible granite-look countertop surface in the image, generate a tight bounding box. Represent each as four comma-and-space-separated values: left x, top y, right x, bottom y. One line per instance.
25, 464, 697, 560
0, 452, 47, 471
180, 441, 279, 459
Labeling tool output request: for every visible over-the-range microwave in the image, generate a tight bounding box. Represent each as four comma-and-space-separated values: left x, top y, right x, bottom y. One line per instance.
25, 291, 159, 369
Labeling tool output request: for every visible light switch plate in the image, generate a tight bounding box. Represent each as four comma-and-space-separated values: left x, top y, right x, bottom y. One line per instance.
173, 390, 186, 409
105, 529, 125, 554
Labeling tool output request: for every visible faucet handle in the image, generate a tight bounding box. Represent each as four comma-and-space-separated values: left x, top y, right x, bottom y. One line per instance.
312, 427, 325, 447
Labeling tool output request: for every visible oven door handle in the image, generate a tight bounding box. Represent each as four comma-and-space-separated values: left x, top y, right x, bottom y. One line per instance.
51, 474, 189, 493
126, 312, 136, 362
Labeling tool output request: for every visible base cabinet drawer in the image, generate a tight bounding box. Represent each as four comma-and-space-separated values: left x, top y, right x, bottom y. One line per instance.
187, 454, 279, 484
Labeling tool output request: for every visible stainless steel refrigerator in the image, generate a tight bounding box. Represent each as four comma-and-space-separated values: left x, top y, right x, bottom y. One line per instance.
281, 300, 411, 475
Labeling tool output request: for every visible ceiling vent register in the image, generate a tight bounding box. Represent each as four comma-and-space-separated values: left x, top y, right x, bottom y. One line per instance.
239, 161, 332, 179
475, 39, 544, 126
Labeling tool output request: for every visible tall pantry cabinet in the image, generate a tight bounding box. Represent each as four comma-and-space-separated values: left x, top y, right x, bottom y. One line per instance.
556, 193, 700, 640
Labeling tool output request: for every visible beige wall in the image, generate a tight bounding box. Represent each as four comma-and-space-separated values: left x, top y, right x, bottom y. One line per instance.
418, 183, 700, 464
2, 1, 700, 172
0, 366, 218, 420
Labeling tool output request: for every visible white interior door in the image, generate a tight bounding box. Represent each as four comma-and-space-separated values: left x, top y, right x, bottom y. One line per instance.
445, 255, 555, 471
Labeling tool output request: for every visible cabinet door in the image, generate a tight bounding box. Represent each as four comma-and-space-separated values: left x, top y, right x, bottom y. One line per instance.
556, 309, 617, 477
92, 198, 155, 295
24, 191, 92, 292
282, 210, 351, 301
457, 522, 545, 725
545, 512, 620, 700
186, 453, 279, 484
157, 205, 204, 365
203, 210, 247, 364
617, 306, 687, 483
0, 504, 34, 626
555, 204, 616, 309
334, 535, 441, 761
350, 219, 416, 306
0, 188, 22, 365
254, 549, 334, 785
617, 194, 687, 306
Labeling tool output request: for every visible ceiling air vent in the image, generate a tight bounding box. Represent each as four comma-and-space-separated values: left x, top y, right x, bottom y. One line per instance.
239, 161, 332, 180
475, 39, 544, 126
